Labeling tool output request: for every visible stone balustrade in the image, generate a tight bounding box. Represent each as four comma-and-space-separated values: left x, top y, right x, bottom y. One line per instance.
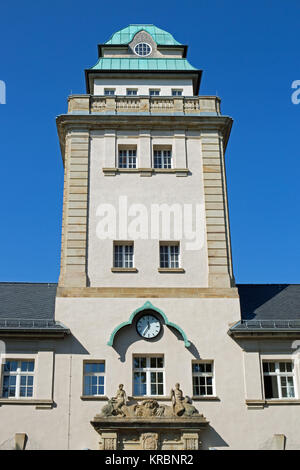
68, 95, 221, 115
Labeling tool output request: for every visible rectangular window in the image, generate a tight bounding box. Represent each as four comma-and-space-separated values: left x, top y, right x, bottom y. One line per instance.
118, 149, 137, 169
263, 361, 296, 399
192, 362, 214, 396
104, 88, 115, 96
126, 89, 138, 96
133, 356, 164, 396
160, 243, 180, 268
172, 89, 183, 96
149, 89, 160, 96
114, 243, 134, 268
2, 360, 34, 398
83, 362, 105, 396
153, 149, 172, 169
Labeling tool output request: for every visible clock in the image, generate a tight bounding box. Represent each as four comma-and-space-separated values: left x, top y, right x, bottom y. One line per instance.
136, 314, 161, 339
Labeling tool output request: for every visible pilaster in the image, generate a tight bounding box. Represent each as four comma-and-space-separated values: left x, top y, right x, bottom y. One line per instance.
59, 130, 89, 287
202, 131, 234, 288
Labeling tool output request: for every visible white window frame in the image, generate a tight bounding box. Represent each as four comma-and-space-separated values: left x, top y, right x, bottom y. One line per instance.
134, 43, 152, 57
126, 89, 138, 96
83, 361, 105, 397
133, 355, 165, 397
192, 361, 215, 397
262, 360, 297, 400
172, 89, 183, 96
159, 243, 180, 268
149, 89, 160, 96
118, 148, 137, 169
153, 149, 172, 169
104, 88, 115, 96
1, 360, 35, 399
113, 242, 134, 268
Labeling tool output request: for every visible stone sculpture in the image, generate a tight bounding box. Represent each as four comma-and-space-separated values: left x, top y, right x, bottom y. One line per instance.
99, 383, 199, 418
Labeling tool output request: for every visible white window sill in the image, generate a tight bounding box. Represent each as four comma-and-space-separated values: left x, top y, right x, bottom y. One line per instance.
246, 399, 300, 408
192, 396, 220, 401
132, 396, 170, 401
0, 398, 53, 409
111, 267, 138, 273
80, 395, 108, 401
158, 268, 185, 273
103, 168, 189, 177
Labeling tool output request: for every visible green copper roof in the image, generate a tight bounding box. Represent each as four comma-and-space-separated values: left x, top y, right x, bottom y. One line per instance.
90, 57, 196, 71
105, 24, 182, 46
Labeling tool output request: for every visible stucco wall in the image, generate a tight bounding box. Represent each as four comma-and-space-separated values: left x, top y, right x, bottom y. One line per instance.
1, 296, 299, 450
88, 130, 209, 287
93, 78, 194, 96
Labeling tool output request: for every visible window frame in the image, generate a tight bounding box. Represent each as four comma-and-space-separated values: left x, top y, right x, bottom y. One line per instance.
149, 89, 161, 96
262, 360, 297, 400
118, 148, 137, 169
82, 360, 106, 397
153, 148, 172, 169
134, 43, 152, 57
133, 355, 165, 397
126, 89, 138, 96
159, 242, 180, 268
113, 242, 134, 268
1, 360, 35, 399
192, 361, 215, 397
104, 88, 116, 96
171, 89, 183, 96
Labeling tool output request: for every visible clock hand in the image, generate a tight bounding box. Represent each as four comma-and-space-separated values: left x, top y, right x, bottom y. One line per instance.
142, 325, 149, 335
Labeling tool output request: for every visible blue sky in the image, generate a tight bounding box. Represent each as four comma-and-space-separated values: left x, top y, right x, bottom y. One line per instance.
0, 0, 299, 283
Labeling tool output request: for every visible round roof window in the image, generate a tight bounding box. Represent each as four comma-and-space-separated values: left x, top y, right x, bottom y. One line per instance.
134, 43, 152, 56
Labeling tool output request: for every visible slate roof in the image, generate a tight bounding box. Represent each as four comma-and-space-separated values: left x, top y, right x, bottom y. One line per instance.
105, 25, 182, 46
0, 283, 300, 334
231, 284, 300, 333
0, 283, 69, 334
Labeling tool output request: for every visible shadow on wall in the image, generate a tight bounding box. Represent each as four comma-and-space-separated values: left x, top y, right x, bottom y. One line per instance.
112, 314, 201, 362
54, 334, 90, 355
201, 426, 229, 450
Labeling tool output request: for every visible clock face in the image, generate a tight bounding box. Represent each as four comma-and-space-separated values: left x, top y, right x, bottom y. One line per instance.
136, 315, 161, 339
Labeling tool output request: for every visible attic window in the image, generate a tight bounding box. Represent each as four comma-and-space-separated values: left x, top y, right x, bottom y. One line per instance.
134, 43, 151, 56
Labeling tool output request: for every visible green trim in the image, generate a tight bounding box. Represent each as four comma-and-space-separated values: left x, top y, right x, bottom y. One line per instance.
105, 25, 182, 46
90, 58, 197, 71
107, 300, 191, 348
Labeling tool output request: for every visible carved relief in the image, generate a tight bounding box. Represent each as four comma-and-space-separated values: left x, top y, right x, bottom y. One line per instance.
141, 433, 158, 450
99, 383, 200, 419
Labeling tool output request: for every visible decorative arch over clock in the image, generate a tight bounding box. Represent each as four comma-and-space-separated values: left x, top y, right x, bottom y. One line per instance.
107, 301, 191, 348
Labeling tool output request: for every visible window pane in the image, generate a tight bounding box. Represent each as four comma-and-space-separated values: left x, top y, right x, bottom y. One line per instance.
21, 361, 34, 372
4, 361, 18, 372
9, 387, 16, 397
10, 376, 16, 386
157, 357, 163, 368
84, 376, 91, 395
150, 357, 157, 368
264, 375, 279, 399
99, 376, 104, 385
134, 372, 146, 395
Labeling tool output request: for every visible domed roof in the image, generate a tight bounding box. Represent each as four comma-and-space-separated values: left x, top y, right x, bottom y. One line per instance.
105, 24, 182, 46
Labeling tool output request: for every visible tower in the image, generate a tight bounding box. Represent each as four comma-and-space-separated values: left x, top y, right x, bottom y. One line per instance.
57, 24, 234, 291
54, 24, 241, 450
